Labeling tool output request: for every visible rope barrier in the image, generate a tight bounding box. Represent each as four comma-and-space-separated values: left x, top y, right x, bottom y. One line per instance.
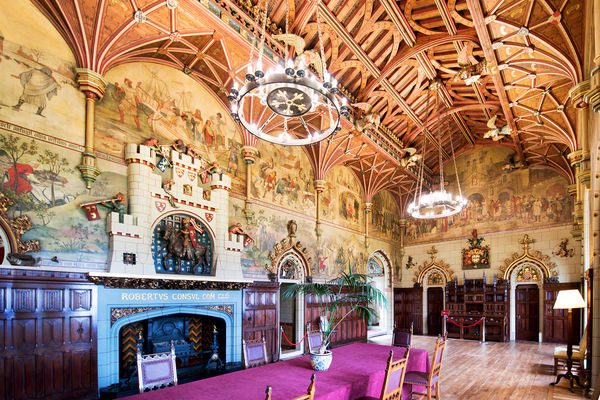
281, 328, 308, 346
446, 317, 484, 329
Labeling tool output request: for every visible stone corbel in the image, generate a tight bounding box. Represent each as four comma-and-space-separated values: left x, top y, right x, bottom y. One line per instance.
75, 69, 107, 189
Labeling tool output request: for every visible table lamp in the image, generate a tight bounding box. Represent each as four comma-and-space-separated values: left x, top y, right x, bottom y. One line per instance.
550, 289, 586, 391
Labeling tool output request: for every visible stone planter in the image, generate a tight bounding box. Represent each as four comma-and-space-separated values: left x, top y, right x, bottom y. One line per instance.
309, 350, 333, 371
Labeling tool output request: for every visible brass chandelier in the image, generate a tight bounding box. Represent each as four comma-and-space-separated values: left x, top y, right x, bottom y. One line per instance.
407, 80, 467, 219
228, 0, 349, 146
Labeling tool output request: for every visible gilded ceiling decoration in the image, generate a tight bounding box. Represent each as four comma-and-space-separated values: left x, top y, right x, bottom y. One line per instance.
31, 0, 583, 213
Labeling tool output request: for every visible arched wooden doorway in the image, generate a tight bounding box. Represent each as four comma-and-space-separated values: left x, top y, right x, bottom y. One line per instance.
414, 247, 455, 335
266, 220, 311, 359
367, 249, 393, 336
499, 234, 559, 341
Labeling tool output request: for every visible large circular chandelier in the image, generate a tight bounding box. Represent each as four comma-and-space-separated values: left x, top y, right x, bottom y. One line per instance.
228, 0, 349, 146
408, 80, 467, 219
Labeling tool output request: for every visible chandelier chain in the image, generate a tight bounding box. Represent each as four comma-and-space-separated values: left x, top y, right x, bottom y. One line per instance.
448, 114, 463, 198
436, 93, 444, 192
316, 0, 328, 78
257, 0, 270, 62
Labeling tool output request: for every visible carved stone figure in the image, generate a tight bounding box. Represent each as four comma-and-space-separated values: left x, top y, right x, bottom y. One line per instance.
287, 220, 297, 238
171, 139, 187, 153
553, 238, 574, 258
161, 221, 210, 273
7, 253, 37, 266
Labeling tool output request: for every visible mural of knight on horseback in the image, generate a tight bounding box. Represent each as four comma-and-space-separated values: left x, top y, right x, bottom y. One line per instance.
156, 215, 211, 274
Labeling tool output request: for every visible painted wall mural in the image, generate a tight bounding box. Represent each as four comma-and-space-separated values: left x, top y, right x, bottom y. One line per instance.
229, 198, 368, 280
369, 190, 401, 240
319, 165, 363, 230
95, 62, 246, 193
0, 37, 85, 145
405, 147, 572, 244
0, 131, 126, 267
251, 141, 316, 214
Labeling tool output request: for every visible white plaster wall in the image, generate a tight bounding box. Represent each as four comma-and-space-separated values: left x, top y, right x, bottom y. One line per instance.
400, 224, 582, 286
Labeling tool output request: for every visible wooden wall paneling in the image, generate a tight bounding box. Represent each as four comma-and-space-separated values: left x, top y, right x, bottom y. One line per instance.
543, 282, 582, 343
304, 288, 367, 348
0, 270, 97, 400
393, 288, 423, 335
242, 281, 280, 363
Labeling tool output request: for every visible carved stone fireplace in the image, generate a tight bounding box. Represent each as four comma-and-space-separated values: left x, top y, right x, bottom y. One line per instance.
96, 286, 243, 388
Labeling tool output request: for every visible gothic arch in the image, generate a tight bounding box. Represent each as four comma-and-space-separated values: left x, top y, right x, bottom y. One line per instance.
368, 249, 393, 288
413, 246, 454, 335
266, 220, 312, 281
413, 247, 456, 286
499, 234, 556, 341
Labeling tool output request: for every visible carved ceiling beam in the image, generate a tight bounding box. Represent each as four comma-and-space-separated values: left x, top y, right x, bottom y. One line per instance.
379, 0, 417, 46
364, 32, 479, 95
317, 2, 450, 160
466, 0, 526, 166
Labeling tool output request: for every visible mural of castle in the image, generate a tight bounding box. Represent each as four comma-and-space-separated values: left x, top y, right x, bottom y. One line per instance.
95, 63, 246, 194
405, 147, 572, 244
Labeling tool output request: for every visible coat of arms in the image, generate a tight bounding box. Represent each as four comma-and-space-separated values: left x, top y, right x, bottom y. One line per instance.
462, 229, 490, 270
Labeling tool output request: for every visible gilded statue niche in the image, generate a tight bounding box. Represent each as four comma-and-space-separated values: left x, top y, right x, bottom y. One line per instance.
498, 234, 558, 281
413, 246, 455, 285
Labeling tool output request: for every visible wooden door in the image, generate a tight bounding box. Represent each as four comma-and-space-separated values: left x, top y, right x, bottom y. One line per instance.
427, 287, 444, 336
242, 282, 279, 362
0, 269, 97, 400
393, 288, 423, 335
516, 284, 539, 341
543, 282, 582, 343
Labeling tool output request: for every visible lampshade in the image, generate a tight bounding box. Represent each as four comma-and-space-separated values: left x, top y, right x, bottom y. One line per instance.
553, 289, 586, 310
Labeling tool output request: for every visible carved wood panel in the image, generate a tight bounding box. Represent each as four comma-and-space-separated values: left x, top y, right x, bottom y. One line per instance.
0, 270, 97, 400
304, 288, 367, 348
393, 287, 423, 335
543, 282, 582, 343
242, 281, 279, 363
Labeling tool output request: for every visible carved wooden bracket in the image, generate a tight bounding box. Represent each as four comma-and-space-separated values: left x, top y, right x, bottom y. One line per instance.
0, 192, 40, 254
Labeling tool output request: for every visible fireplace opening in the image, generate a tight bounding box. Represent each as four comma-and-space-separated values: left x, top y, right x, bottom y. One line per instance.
119, 313, 226, 383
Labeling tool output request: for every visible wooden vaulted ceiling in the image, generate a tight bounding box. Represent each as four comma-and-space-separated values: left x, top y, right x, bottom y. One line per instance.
31, 0, 584, 211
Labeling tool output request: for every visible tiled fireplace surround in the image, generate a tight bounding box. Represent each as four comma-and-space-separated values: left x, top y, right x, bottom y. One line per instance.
97, 286, 243, 388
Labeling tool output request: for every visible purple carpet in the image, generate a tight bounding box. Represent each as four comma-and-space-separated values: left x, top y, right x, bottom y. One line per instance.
125, 343, 430, 400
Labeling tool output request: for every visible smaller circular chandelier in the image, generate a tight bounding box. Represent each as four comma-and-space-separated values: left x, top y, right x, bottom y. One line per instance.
228, 0, 349, 146
408, 80, 467, 219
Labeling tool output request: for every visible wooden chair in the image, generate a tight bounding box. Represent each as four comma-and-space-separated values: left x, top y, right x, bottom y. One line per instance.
136, 340, 178, 393
265, 374, 316, 400
404, 335, 447, 400
306, 324, 324, 353
358, 348, 410, 400
392, 322, 413, 349
242, 336, 268, 368
554, 325, 587, 375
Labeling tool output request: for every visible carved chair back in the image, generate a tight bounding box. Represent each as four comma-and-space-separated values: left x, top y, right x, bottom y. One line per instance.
379, 349, 410, 400
136, 340, 178, 393
243, 336, 268, 368
392, 322, 413, 348
265, 374, 316, 400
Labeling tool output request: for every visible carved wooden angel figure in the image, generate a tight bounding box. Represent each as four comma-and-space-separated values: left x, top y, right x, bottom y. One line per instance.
351, 102, 381, 134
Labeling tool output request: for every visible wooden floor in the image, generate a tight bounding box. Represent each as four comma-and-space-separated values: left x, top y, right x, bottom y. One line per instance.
368, 334, 587, 400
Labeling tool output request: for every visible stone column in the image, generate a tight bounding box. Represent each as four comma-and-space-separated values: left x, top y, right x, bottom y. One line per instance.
242, 145, 257, 223
364, 202, 372, 250
75, 69, 107, 189
314, 180, 326, 238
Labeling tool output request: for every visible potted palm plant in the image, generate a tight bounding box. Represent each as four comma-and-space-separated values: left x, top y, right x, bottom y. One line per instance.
283, 268, 387, 371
